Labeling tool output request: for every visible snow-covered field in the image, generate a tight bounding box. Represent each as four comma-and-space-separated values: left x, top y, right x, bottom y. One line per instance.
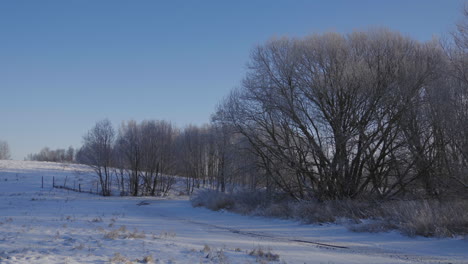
0, 160, 467, 264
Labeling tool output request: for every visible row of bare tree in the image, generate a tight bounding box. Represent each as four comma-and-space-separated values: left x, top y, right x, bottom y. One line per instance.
76, 119, 258, 196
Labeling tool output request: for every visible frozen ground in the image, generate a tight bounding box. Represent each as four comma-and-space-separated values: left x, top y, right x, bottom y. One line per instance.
0, 160, 467, 264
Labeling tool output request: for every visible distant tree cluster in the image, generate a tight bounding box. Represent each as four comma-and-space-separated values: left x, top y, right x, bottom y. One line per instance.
26, 146, 75, 163
0, 140, 11, 160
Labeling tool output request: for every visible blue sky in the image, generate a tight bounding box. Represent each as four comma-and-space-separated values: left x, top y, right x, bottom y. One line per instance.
0, 0, 465, 160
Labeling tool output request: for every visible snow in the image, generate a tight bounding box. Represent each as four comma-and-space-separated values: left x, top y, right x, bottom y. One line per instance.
0, 160, 467, 264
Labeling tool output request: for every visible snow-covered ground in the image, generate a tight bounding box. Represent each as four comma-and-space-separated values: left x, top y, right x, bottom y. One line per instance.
0, 160, 467, 264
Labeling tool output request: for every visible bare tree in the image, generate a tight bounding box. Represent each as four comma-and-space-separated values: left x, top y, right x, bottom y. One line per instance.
78, 119, 115, 196
116, 120, 142, 196
0, 140, 11, 160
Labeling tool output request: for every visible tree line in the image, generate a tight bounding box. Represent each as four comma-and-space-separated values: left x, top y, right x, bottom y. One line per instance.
78, 14, 466, 200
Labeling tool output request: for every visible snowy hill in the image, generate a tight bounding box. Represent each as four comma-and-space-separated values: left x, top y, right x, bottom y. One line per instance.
0, 160, 467, 264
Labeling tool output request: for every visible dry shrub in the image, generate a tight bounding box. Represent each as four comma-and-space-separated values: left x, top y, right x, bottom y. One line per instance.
257, 202, 293, 219
191, 190, 234, 211
292, 201, 335, 223
347, 199, 468, 237
380, 199, 468, 237
191, 190, 468, 237
326, 199, 380, 220
348, 219, 397, 233
231, 191, 270, 214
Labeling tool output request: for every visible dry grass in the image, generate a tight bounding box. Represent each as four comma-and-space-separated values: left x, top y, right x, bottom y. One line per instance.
202, 244, 211, 253
104, 226, 146, 240
109, 252, 154, 264
139, 255, 155, 264
249, 246, 280, 262
73, 243, 86, 250
126, 229, 146, 239
109, 252, 129, 263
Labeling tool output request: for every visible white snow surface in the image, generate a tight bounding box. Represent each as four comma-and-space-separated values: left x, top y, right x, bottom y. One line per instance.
0, 160, 467, 264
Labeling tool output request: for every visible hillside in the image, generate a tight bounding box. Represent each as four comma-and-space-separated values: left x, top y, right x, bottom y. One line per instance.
0, 160, 467, 264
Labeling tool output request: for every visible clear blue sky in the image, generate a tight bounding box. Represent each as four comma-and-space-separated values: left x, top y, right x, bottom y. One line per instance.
0, 0, 465, 160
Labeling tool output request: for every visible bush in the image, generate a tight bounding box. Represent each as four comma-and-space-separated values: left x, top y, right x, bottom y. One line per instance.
380, 200, 468, 237
258, 202, 294, 219
191, 189, 468, 237
191, 190, 234, 211
291, 201, 336, 223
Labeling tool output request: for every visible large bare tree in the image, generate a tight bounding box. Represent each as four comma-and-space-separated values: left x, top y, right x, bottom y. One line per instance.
217, 30, 443, 200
